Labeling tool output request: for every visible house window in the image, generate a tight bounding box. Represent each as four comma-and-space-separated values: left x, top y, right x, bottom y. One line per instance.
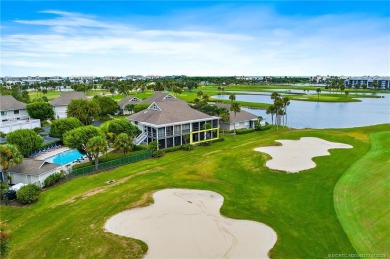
14, 110, 20, 115
174, 125, 181, 135
182, 124, 190, 134
1, 111, 7, 116
158, 128, 165, 138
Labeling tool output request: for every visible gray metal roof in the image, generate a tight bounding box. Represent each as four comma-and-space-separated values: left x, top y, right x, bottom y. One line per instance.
118, 96, 140, 109
213, 103, 258, 123
49, 92, 87, 106
8, 159, 60, 176
0, 95, 26, 111
128, 99, 215, 126
140, 92, 176, 103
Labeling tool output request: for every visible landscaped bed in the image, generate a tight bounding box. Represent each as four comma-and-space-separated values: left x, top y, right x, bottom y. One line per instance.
1, 124, 389, 258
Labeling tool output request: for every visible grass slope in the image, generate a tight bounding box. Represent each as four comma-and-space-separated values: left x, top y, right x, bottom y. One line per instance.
334, 130, 390, 255
1, 125, 389, 258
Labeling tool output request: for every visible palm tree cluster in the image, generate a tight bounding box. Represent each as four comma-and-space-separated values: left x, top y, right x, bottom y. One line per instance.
266, 92, 290, 129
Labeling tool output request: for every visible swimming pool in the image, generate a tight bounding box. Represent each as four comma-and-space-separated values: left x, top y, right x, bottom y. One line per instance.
45, 149, 84, 165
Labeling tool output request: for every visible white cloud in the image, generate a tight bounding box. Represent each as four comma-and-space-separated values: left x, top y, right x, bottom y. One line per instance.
1, 7, 389, 76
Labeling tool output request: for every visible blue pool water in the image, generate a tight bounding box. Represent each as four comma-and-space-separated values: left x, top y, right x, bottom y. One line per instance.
46, 149, 84, 165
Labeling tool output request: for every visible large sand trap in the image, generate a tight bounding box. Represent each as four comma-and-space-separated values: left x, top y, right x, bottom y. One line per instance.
254, 137, 353, 173
105, 189, 277, 258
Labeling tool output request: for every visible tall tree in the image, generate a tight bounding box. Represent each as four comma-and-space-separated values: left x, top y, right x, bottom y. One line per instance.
230, 102, 241, 138
316, 87, 321, 102
6, 129, 43, 157
271, 92, 280, 101
219, 112, 229, 135
93, 95, 119, 116
86, 136, 108, 170
0, 144, 23, 184
49, 117, 83, 140
26, 102, 54, 120
67, 99, 100, 125
229, 93, 236, 102
372, 81, 379, 90
63, 126, 105, 155
266, 105, 276, 125
114, 133, 133, 155
282, 97, 290, 126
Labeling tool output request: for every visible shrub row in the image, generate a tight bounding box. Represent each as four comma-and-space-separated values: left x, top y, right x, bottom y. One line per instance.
43, 170, 66, 187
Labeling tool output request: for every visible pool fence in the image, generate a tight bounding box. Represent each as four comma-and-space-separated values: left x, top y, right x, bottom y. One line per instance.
71, 151, 152, 176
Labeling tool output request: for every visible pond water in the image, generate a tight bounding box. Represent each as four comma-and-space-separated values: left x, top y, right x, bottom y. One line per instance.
213, 94, 390, 129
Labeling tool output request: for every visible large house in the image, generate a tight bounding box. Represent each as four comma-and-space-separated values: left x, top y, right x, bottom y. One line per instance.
214, 103, 259, 131
7, 159, 61, 187
50, 92, 87, 119
344, 76, 390, 89
0, 95, 41, 133
117, 96, 141, 115
128, 93, 219, 149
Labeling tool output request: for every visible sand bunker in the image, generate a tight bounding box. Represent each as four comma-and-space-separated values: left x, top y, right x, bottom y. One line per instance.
105, 189, 277, 258
254, 137, 352, 173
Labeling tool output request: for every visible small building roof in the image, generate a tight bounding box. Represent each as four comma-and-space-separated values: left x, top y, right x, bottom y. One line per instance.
8, 159, 60, 176
0, 95, 26, 111
49, 92, 87, 106
128, 99, 216, 126
214, 103, 258, 123
140, 92, 176, 103
118, 96, 140, 109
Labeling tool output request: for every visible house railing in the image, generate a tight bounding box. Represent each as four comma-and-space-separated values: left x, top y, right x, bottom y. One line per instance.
134, 131, 148, 145
71, 151, 152, 176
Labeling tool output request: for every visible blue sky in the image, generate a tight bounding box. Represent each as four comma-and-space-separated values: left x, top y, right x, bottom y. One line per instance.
1, 1, 389, 76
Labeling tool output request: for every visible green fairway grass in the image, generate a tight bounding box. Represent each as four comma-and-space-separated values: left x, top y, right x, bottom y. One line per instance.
1, 123, 389, 258
334, 130, 390, 256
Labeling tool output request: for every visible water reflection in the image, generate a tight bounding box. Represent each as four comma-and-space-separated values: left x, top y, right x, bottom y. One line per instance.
214, 94, 390, 129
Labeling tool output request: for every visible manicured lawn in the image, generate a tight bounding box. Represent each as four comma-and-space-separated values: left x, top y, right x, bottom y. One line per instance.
1, 124, 389, 258
334, 130, 390, 255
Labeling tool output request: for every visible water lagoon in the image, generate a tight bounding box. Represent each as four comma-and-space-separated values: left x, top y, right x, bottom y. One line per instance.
214, 94, 390, 129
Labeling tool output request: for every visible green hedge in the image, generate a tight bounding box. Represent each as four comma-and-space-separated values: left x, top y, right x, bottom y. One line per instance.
43, 170, 66, 187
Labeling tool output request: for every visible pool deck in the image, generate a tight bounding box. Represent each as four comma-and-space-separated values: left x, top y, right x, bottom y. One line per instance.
34, 147, 70, 160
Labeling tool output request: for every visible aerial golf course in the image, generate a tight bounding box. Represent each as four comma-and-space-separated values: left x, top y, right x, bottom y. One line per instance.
1, 124, 389, 258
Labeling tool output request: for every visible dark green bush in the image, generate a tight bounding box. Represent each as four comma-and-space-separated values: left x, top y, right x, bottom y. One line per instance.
152, 150, 165, 158
43, 171, 66, 187
211, 137, 225, 143
164, 146, 182, 153
33, 127, 44, 134
181, 144, 194, 151
235, 128, 255, 135
16, 184, 41, 204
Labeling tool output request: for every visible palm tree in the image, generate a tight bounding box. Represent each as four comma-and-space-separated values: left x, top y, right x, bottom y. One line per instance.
362, 83, 368, 91
316, 87, 321, 102
114, 133, 133, 155
86, 136, 108, 170
219, 112, 230, 135
230, 102, 241, 138
0, 144, 23, 184
229, 93, 236, 102
372, 81, 379, 90
274, 98, 284, 129
266, 105, 276, 125
271, 92, 280, 101
282, 97, 290, 126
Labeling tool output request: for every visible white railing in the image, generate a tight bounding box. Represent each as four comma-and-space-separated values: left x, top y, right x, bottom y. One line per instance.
0, 119, 41, 134
133, 131, 148, 145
